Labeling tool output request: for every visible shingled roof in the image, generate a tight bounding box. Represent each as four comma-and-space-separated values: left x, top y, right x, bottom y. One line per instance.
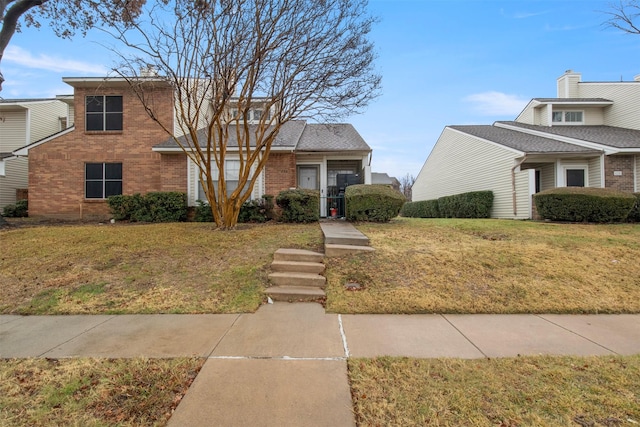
498, 121, 640, 149
448, 125, 601, 154
295, 123, 370, 152
153, 120, 371, 152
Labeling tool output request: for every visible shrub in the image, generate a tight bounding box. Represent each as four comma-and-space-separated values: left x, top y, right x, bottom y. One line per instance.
401, 200, 440, 218
437, 191, 494, 218
194, 200, 214, 222
345, 184, 405, 222
534, 187, 636, 223
240, 195, 275, 223
194, 195, 275, 223
107, 192, 187, 222
276, 189, 320, 223
2, 199, 28, 218
628, 193, 640, 223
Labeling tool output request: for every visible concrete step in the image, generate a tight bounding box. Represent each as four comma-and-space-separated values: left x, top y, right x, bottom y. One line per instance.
324, 235, 370, 246
268, 272, 327, 288
271, 260, 325, 275
264, 286, 326, 302
273, 248, 324, 263
325, 244, 376, 257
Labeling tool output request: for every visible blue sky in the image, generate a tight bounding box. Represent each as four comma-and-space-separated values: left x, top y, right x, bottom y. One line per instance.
2, 0, 639, 180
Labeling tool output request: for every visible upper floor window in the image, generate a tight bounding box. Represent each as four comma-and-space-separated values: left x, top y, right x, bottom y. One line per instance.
552, 110, 583, 124
86, 96, 123, 131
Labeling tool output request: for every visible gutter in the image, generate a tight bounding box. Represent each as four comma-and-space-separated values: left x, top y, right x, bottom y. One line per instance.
511, 155, 528, 217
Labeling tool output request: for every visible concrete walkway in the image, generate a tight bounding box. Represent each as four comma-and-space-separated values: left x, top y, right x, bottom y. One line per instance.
2, 304, 640, 426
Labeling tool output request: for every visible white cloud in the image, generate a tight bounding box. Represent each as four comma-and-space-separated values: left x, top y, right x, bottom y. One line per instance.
463, 91, 529, 116
4, 45, 108, 74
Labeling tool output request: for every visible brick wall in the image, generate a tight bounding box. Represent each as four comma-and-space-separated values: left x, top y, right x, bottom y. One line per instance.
605, 155, 635, 193
28, 84, 185, 220
264, 152, 296, 196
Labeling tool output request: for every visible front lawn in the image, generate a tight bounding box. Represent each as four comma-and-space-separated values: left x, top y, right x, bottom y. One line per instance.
0, 357, 204, 427
0, 222, 322, 314
349, 355, 640, 426
326, 218, 640, 314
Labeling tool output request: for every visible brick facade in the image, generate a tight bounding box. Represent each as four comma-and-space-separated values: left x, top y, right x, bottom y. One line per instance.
604, 155, 635, 193
264, 152, 296, 196
28, 84, 186, 220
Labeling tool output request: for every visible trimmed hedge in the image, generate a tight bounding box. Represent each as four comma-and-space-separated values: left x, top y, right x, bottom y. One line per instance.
400, 191, 493, 219
2, 199, 28, 218
107, 192, 188, 222
276, 189, 320, 223
345, 184, 405, 222
629, 193, 640, 223
437, 191, 494, 218
400, 199, 440, 218
533, 187, 636, 223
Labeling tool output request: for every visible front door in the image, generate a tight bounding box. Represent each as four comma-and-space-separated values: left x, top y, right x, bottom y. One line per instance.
298, 166, 320, 190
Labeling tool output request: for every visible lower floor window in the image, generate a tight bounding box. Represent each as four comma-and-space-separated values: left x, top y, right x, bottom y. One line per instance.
566, 169, 585, 187
86, 163, 123, 199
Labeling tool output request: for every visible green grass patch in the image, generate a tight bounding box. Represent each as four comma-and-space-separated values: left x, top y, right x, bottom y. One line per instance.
349, 355, 640, 426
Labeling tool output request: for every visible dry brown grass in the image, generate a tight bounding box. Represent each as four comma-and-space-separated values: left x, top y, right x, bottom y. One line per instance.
326, 218, 640, 314
348, 355, 640, 426
0, 222, 322, 314
0, 357, 204, 427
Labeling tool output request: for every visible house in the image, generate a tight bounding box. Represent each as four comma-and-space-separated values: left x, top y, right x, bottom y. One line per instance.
371, 172, 401, 192
0, 97, 72, 209
413, 70, 640, 219
12, 76, 371, 219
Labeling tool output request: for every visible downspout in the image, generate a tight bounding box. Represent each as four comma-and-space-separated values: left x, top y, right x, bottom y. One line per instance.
511, 155, 528, 217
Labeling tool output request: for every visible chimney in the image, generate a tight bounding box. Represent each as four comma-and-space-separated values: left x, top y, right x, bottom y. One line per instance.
557, 70, 581, 98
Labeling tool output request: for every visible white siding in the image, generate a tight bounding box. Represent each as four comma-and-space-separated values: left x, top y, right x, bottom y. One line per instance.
186, 157, 263, 206
413, 128, 530, 219
578, 83, 640, 130
68, 104, 75, 127
588, 157, 603, 188
0, 109, 27, 151
540, 163, 556, 190
0, 157, 27, 207
26, 101, 68, 142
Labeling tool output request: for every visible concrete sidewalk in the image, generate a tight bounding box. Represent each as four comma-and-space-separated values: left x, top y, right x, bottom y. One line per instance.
2, 304, 640, 426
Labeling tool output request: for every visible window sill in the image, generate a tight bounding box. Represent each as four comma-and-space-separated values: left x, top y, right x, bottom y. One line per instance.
84, 131, 123, 135
83, 199, 108, 203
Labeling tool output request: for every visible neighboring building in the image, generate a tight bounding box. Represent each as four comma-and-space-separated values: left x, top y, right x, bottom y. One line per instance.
413, 70, 640, 219
13, 77, 371, 219
0, 97, 71, 209
372, 172, 401, 191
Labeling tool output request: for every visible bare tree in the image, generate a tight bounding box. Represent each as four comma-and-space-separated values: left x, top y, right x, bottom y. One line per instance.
399, 173, 415, 201
107, 0, 381, 229
0, 0, 147, 90
605, 0, 640, 34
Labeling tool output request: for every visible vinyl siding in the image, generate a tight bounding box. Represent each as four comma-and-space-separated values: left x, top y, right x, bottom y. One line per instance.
588, 156, 603, 187
540, 163, 556, 191
0, 157, 27, 207
413, 128, 531, 219
27, 101, 68, 142
0, 110, 27, 151
577, 83, 640, 130
187, 157, 263, 206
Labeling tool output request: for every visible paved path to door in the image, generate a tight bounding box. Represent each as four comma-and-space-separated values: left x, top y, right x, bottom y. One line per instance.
2, 304, 640, 426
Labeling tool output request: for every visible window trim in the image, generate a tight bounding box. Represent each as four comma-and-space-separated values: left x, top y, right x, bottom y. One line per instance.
551, 110, 584, 125
0, 159, 5, 177
85, 95, 123, 132
85, 162, 123, 199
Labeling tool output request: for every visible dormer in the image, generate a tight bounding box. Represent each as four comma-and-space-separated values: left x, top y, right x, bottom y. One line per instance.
516, 98, 613, 126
